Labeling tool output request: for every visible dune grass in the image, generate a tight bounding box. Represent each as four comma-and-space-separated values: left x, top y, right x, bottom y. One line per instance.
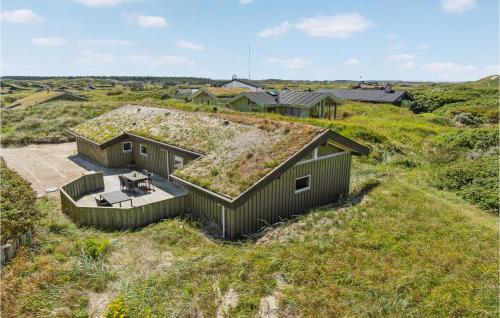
1, 171, 496, 317
0, 79, 498, 316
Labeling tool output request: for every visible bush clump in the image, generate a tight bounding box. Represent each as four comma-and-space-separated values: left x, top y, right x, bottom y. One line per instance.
105, 294, 129, 318
431, 156, 499, 213
0, 157, 39, 243
74, 237, 110, 259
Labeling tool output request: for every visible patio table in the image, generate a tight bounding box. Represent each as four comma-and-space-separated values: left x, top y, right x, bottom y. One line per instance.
99, 191, 132, 207
122, 171, 149, 183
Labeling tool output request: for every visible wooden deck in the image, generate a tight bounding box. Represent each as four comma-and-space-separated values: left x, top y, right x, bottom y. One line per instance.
75, 170, 187, 208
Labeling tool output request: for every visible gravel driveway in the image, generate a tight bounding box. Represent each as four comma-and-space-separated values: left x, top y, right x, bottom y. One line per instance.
0, 143, 89, 195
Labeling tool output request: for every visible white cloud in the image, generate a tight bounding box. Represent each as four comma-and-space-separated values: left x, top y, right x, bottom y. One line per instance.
296, 13, 373, 38
389, 53, 415, 61
73, 0, 127, 7
175, 40, 205, 51
76, 50, 115, 64
441, 0, 476, 13
122, 11, 168, 28
425, 62, 476, 77
79, 39, 134, 46
239, 0, 254, 4
31, 37, 67, 47
258, 21, 291, 38
344, 58, 360, 66
265, 57, 312, 69
417, 44, 431, 50
1, 9, 42, 23
124, 55, 195, 67
399, 61, 415, 70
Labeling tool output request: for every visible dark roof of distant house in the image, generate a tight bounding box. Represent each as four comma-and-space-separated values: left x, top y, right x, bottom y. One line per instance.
224, 78, 262, 88
316, 89, 412, 103
231, 90, 342, 107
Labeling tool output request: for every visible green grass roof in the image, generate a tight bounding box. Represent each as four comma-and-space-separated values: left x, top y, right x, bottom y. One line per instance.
71, 104, 325, 198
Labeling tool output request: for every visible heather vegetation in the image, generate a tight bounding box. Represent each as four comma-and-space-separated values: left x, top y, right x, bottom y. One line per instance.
0, 158, 39, 243
0, 76, 498, 316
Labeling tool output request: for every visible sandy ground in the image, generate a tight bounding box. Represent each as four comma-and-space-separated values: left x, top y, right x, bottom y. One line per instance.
0, 143, 86, 195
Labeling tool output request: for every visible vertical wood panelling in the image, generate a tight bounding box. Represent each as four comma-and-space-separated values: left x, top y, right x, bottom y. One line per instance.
60, 184, 187, 230
107, 140, 134, 167
227, 152, 351, 239
129, 136, 198, 178
76, 139, 108, 166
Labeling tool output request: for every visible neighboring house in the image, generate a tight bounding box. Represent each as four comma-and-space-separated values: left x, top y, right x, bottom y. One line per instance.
316, 87, 413, 107
68, 104, 369, 239
190, 87, 249, 106
174, 88, 198, 99
221, 78, 262, 92
228, 90, 342, 119
2, 83, 29, 91
6, 90, 87, 109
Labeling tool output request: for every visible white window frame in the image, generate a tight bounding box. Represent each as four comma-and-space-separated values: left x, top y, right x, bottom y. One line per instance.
295, 175, 311, 194
139, 144, 148, 156
173, 155, 184, 170
122, 142, 133, 153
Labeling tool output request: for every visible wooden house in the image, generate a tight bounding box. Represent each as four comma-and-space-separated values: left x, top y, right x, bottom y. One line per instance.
316, 87, 413, 107
190, 87, 249, 106
228, 90, 342, 119
221, 77, 262, 92
66, 105, 369, 239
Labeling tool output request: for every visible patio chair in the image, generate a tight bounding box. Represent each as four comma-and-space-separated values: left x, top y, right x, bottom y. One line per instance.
127, 179, 137, 194
141, 172, 154, 191
94, 195, 111, 207
118, 175, 126, 190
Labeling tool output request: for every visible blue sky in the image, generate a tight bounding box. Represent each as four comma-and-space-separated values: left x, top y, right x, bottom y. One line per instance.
1, 0, 498, 81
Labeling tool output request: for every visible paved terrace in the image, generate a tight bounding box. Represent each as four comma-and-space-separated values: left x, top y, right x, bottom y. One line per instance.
74, 170, 187, 208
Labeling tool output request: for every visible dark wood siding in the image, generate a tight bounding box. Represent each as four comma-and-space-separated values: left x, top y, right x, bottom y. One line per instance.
227, 151, 351, 238
60, 172, 188, 230
76, 138, 108, 166
107, 139, 134, 167
187, 189, 223, 228
129, 136, 199, 178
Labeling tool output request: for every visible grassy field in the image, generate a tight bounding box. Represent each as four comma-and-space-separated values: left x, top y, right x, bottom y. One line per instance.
1, 169, 497, 317
0, 77, 498, 316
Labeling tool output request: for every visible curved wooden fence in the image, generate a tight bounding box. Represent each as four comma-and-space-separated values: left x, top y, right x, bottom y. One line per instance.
60, 172, 187, 230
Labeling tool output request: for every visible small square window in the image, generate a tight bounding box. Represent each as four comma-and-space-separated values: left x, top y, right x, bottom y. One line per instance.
173, 155, 183, 170
295, 175, 310, 193
123, 142, 132, 152
140, 144, 147, 156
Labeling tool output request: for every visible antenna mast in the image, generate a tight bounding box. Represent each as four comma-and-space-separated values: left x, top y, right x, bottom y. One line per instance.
248, 42, 251, 80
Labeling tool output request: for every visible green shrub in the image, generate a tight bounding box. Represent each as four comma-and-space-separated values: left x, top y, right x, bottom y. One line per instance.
427, 127, 499, 164
75, 237, 110, 259
460, 177, 499, 212
0, 157, 39, 243
442, 127, 499, 151
265, 160, 279, 168
453, 112, 483, 126
105, 294, 129, 318
431, 156, 498, 213
2, 95, 17, 104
